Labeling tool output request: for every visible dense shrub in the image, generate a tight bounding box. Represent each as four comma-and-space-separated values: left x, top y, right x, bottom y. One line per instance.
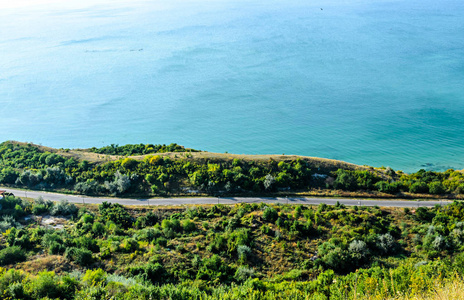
32, 197, 53, 215
409, 182, 429, 194
99, 202, 133, 229
0, 246, 26, 265
262, 207, 278, 222
51, 200, 78, 216
134, 212, 158, 229
376, 233, 398, 255
104, 171, 131, 195
128, 263, 168, 284
237, 245, 252, 261
333, 170, 357, 191
428, 181, 446, 195
0, 215, 20, 233
181, 219, 196, 232
234, 267, 255, 282
28, 271, 65, 299
64, 247, 93, 266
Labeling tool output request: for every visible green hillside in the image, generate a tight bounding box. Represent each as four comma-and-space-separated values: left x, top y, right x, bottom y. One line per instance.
1, 193, 464, 299
1, 141, 464, 199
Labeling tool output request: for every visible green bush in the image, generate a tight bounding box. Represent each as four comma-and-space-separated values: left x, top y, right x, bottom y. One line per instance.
134, 212, 158, 229
99, 202, 133, 229
128, 263, 168, 284
133, 228, 161, 242
428, 181, 446, 195
92, 222, 106, 236
234, 266, 254, 282
181, 219, 196, 233
0, 246, 26, 265
333, 169, 357, 191
262, 207, 278, 222
75, 236, 100, 253
28, 271, 63, 299
375, 181, 404, 194
31, 197, 53, 215
409, 182, 429, 194
318, 241, 351, 273
82, 268, 107, 287
237, 245, 252, 261
120, 238, 138, 253
161, 218, 181, 232
0, 215, 20, 233
42, 232, 66, 254
51, 200, 78, 216
65, 247, 93, 266
0, 269, 24, 292
196, 254, 232, 281
376, 233, 398, 255
81, 213, 94, 224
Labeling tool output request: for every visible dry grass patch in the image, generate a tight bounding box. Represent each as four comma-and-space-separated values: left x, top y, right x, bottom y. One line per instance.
18, 255, 73, 275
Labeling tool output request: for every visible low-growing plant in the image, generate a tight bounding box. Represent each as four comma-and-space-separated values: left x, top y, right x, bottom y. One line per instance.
0, 246, 26, 265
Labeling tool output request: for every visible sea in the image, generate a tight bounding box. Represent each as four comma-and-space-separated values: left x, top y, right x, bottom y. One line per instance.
1, 0, 463, 173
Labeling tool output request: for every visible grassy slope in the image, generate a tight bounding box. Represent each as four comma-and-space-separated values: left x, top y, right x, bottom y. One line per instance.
9, 141, 368, 172
9, 141, 460, 200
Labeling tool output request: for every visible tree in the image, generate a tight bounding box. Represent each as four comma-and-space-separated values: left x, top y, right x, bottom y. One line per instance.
428, 181, 445, 195
264, 174, 275, 191
104, 171, 131, 195
333, 170, 357, 191
409, 182, 428, 194
121, 158, 137, 169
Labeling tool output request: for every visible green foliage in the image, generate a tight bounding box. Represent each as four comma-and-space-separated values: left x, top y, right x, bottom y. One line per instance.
375, 181, 404, 194
0, 167, 19, 184
128, 263, 168, 284
376, 233, 398, 255
64, 247, 93, 266
428, 181, 446, 195
263, 206, 278, 222
333, 170, 357, 191
409, 181, 429, 193
104, 171, 131, 195
51, 200, 78, 216
318, 240, 352, 273
0, 246, 26, 265
82, 269, 107, 287
196, 254, 233, 282
181, 219, 196, 232
3, 199, 464, 299
42, 232, 66, 254
0, 215, 21, 233
32, 196, 53, 215
88, 143, 195, 156
3, 141, 464, 198
99, 202, 133, 229
237, 245, 252, 261
28, 271, 64, 299
134, 212, 158, 229
234, 266, 254, 282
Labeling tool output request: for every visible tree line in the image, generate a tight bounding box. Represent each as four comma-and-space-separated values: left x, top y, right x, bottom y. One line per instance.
1, 141, 464, 198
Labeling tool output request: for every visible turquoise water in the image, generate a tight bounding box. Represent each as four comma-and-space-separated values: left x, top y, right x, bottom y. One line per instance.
1, 0, 464, 172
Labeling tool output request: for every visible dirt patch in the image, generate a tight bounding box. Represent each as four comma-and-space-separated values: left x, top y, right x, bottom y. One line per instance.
35, 215, 70, 229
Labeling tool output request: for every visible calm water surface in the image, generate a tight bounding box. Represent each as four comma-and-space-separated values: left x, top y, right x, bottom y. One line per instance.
1, 0, 464, 172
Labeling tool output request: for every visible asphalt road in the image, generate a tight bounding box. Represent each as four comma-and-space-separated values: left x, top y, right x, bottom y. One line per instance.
0, 187, 452, 207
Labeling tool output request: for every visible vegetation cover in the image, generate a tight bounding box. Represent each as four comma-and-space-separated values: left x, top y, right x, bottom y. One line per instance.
2, 192, 464, 299
87, 143, 198, 156
1, 141, 464, 199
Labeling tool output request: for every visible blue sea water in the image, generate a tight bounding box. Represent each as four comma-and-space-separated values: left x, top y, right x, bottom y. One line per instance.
1, 0, 464, 172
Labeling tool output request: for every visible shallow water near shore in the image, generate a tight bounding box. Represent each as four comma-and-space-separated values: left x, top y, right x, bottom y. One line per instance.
1, 0, 463, 172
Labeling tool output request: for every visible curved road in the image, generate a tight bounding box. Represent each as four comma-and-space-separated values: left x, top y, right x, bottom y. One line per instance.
0, 187, 451, 208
